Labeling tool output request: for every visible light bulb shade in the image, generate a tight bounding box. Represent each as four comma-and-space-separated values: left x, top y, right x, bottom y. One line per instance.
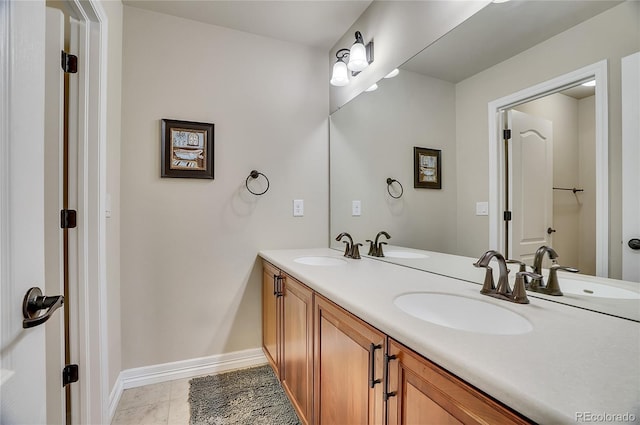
330, 60, 349, 86
384, 68, 399, 79
365, 83, 378, 92
348, 42, 368, 72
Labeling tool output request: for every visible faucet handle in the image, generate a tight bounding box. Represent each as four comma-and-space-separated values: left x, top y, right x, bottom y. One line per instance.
512, 272, 541, 304
507, 259, 531, 287
506, 259, 529, 273
351, 243, 363, 259
377, 241, 387, 257
342, 240, 351, 257
546, 264, 579, 296
479, 266, 495, 294
365, 240, 376, 256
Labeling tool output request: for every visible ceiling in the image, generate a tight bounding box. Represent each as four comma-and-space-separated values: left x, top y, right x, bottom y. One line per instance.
122, 0, 373, 50
402, 0, 621, 83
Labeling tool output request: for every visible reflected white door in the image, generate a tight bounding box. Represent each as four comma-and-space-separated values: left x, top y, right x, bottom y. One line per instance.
622, 52, 640, 283
509, 110, 554, 264
0, 1, 48, 423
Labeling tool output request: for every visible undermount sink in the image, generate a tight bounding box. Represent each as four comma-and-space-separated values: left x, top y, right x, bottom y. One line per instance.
394, 292, 533, 335
556, 278, 640, 300
294, 256, 347, 266
383, 251, 429, 259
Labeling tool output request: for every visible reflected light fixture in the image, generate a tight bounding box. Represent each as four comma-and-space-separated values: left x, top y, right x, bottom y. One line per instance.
384, 68, 399, 79
330, 31, 374, 87
365, 83, 378, 92
582, 80, 596, 87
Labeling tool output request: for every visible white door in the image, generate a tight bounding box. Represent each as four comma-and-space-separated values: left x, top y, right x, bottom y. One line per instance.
0, 1, 58, 423
621, 52, 640, 282
508, 110, 554, 264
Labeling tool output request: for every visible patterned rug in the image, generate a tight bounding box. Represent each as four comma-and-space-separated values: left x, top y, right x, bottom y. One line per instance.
189, 365, 301, 425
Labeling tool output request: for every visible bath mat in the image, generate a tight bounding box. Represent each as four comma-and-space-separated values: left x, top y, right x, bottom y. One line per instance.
189, 365, 301, 425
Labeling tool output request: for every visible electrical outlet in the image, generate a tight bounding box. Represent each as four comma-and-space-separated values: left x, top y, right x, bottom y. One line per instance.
476, 201, 489, 216
293, 199, 304, 217
352, 200, 361, 216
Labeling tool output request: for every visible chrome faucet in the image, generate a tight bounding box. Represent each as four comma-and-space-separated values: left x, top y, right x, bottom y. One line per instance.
335, 232, 362, 259
532, 245, 558, 275
473, 250, 511, 296
366, 231, 390, 257
529, 245, 578, 296
473, 250, 541, 304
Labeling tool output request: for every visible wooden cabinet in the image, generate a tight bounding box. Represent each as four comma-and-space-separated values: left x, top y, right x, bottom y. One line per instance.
281, 275, 314, 425
262, 261, 532, 425
262, 261, 313, 424
262, 261, 281, 377
386, 338, 529, 425
313, 295, 385, 425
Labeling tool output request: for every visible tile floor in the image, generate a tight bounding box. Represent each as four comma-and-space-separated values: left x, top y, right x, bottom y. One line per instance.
111, 378, 191, 425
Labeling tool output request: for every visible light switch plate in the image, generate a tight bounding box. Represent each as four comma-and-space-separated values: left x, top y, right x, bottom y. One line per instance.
476, 201, 489, 216
293, 199, 304, 217
352, 200, 361, 216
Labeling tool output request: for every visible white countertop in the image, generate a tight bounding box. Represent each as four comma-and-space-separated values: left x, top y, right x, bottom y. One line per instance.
260, 248, 640, 425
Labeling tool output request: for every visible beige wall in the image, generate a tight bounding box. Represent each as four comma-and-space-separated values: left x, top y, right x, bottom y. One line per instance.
330, 70, 457, 253
102, 0, 123, 391
120, 6, 328, 369
329, 1, 490, 113
579, 96, 597, 275
454, 1, 640, 277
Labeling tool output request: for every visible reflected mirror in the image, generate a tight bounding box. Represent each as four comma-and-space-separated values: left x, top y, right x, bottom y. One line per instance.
329, 0, 640, 320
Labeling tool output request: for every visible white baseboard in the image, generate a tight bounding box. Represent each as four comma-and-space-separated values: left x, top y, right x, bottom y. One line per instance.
108, 348, 267, 422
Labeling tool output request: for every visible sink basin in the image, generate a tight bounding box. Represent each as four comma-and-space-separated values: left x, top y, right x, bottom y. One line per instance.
294, 256, 347, 266
383, 251, 429, 259
394, 292, 533, 335
556, 278, 640, 300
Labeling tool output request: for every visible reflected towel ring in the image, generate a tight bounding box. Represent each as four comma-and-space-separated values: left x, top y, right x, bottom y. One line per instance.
246, 170, 270, 195
386, 178, 403, 199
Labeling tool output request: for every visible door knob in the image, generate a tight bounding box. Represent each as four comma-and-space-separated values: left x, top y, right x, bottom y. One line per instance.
629, 238, 640, 250
22, 287, 64, 329
547, 227, 557, 235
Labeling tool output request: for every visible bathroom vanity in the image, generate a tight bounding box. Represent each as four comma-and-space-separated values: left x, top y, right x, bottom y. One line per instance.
260, 248, 640, 425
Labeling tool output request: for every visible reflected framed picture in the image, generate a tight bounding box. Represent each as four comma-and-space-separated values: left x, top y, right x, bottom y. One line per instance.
161, 119, 214, 179
414, 147, 441, 189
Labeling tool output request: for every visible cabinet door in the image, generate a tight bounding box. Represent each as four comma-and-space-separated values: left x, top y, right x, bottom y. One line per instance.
262, 261, 281, 377
386, 339, 530, 425
281, 275, 314, 425
314, 295, 385, 425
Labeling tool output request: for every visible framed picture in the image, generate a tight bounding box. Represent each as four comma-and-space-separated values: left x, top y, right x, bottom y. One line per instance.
414, 147, 441, 189
161, 119, 214, 179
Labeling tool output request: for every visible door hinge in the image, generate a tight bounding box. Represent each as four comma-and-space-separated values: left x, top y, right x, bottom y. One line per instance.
62, 364, 79, 387
61, 50, 78, 74
503, 129, 512, 140
504, 211, 512, 221
60, 209, 77, 229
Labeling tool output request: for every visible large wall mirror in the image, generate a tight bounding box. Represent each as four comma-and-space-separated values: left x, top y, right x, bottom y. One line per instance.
329, 0, 640, 320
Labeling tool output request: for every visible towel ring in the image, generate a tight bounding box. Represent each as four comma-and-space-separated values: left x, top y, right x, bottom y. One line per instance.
246, 170, 270, 196
386, 178, 403, 199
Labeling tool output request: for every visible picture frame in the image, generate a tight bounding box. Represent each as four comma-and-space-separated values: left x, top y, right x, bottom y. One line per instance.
413, 147, 441, 189
161, 119, 214, 179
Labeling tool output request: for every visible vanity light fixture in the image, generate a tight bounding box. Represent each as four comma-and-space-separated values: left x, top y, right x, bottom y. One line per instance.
330, 31, 374, 87
384, 68, 399, 79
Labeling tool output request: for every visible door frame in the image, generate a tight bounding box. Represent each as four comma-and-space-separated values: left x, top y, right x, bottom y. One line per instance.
63, 0, 110, 423
487, 60, 609, 277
